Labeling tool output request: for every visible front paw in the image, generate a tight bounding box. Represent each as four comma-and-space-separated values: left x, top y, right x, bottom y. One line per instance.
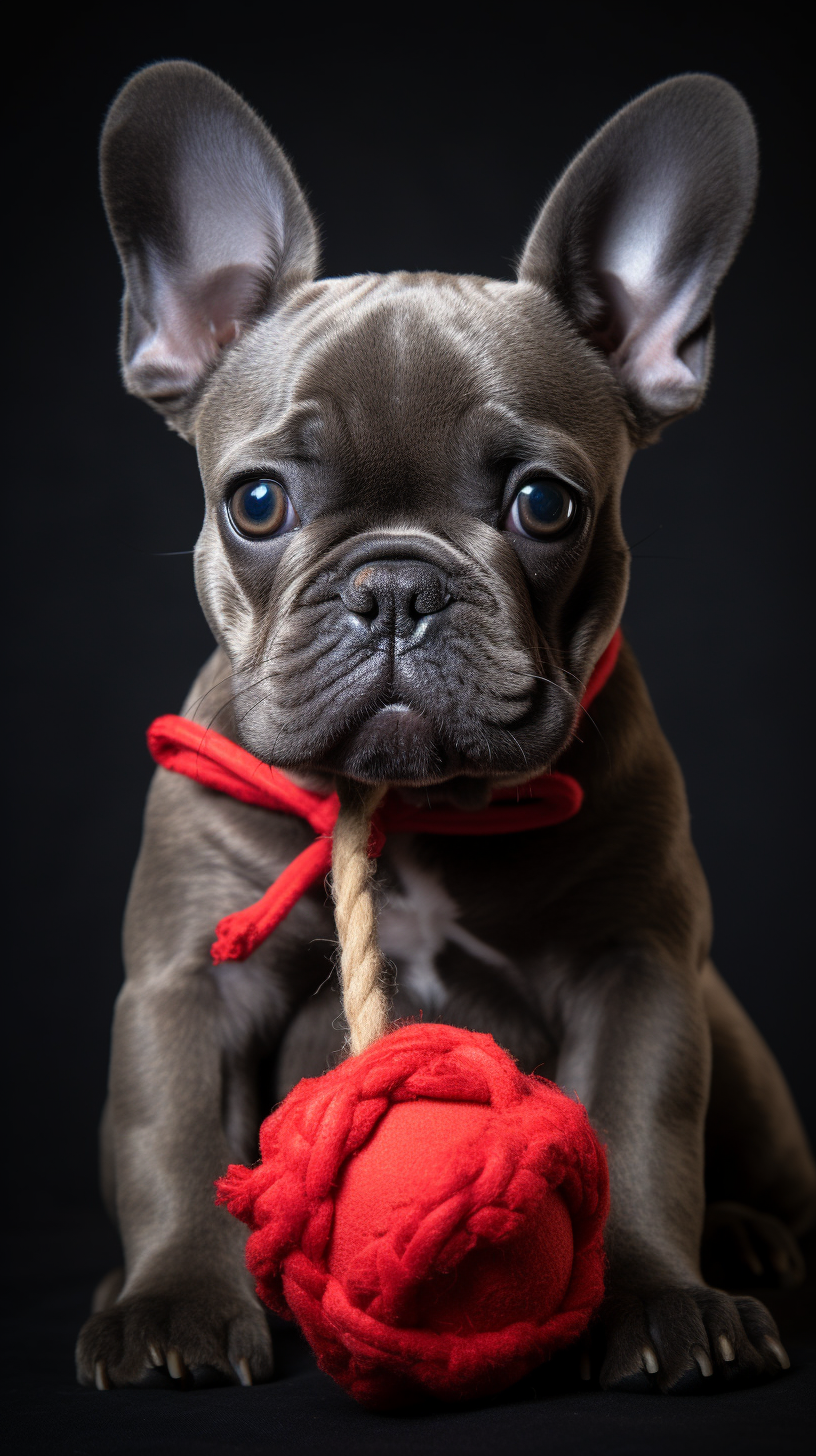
76, 1281, 274, 1390
600, 1285, 790, 1393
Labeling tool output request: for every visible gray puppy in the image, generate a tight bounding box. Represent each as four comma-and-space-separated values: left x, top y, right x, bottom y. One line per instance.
77, 62, 816, 1395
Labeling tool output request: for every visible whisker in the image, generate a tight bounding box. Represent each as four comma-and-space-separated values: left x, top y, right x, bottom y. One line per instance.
204, 674, 272, 729
559, 668, 590, 692
510, 670, 582, 710
504, 669, 609, 758
500, 729, 528, 771
185, 671, 240, 719
627, 525, 664, 552
180, 674, 289, 785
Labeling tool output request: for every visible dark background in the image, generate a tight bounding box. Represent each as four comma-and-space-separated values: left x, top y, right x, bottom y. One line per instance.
5, 4, 814, 1452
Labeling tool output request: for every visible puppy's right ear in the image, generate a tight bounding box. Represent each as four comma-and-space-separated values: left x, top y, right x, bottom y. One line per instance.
100, 61, 318, 435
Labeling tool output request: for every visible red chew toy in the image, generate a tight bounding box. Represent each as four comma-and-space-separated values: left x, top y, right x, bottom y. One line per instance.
217, 1023, 609, 1407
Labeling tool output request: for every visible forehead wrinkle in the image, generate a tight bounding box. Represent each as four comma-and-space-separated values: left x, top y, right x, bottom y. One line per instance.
200, 271, 625, 483
468, 401, 601, 488
295, 287, 496, 430
274, 281, 557, 494
272, 275, 392, 413
304, 273, 515, 363
210, 399, 328, 482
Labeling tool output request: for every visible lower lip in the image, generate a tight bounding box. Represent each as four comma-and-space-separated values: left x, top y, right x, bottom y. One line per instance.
334, 705, 438, 779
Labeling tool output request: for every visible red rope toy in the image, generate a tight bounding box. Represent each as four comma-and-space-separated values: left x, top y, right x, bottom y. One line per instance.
148, 632, 619, 1406
218, 1023, 609, 1407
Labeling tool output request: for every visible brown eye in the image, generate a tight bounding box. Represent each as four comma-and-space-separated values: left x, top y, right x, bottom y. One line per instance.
508, 479, 576, 538
228, 479, 296, 538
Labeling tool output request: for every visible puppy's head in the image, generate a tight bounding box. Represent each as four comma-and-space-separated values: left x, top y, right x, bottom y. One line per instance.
101, 64, 756, 794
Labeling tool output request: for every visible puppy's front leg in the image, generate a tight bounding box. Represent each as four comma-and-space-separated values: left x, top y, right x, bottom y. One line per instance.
557, 951, 787, 1392
74, 770, 318, 1390
76, 966, 273, 1390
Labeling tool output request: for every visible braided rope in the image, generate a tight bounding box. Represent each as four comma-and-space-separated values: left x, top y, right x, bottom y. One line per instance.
332, 778, 389, 1056
216, 1022, 609, 1406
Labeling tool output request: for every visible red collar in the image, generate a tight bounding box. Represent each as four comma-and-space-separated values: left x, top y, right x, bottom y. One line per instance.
147, 629, 622, 964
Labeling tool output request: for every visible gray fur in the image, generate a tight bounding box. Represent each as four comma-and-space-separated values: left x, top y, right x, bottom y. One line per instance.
77, 62, 815, 1396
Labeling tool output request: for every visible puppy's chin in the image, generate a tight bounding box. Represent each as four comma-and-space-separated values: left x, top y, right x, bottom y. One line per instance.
283, 708, 517, 807
280, 701, 575, 792
321, 705, 445, 785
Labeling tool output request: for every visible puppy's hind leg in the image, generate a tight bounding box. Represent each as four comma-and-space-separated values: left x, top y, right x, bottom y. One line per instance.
702, 962, 816, 1290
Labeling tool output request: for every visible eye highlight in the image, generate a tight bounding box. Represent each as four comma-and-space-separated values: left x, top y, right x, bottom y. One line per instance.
506, 479, 577, 539
228, 479, 299, 539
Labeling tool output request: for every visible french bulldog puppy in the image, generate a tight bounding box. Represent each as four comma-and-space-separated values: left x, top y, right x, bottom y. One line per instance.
77, 61, 815, 1395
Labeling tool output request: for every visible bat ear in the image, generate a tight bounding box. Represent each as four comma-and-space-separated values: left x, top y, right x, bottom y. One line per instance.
518, 75, 758, 436
100, 61, 318, 436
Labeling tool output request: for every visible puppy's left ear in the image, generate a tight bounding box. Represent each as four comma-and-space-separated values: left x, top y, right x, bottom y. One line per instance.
518, 75, 758, 435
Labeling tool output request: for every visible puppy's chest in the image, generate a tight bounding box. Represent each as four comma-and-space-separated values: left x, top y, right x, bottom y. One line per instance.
376, 836, 530, 1014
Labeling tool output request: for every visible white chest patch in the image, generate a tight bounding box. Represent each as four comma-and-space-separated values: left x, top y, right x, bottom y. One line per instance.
377, 838, 514, 1014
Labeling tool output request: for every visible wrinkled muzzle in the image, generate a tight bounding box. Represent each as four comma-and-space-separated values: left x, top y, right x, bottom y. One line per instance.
223, 527, 575, 785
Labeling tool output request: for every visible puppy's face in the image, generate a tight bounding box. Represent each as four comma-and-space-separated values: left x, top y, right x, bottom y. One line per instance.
101, 65, 756, 787
194, 276, 630, 787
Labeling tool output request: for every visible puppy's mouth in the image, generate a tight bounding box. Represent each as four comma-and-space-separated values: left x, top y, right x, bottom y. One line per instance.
316, 703, 451, 785
239, 666, 573, 792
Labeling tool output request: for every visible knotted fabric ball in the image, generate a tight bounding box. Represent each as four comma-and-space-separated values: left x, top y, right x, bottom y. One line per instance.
216, 1022, 609, 1407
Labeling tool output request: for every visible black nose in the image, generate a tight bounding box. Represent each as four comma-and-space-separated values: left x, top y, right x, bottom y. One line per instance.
341, 560, 451, 639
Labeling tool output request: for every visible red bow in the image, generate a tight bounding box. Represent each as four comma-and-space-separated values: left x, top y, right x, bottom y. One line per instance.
147, 629, 622, 964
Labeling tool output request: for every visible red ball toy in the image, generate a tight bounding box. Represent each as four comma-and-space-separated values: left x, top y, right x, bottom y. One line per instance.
217, 1022, 609, 1407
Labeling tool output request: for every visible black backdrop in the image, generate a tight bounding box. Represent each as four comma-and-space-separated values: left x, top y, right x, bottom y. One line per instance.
6, 6, 814, 1450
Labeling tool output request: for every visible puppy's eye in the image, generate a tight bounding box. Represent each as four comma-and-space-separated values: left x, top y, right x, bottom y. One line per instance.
506, 479, 576, 539
228, 479, 298, 539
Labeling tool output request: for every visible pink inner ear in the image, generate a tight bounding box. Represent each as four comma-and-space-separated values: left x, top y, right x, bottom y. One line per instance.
127, 259, 269, 400
597, 261, 710, 418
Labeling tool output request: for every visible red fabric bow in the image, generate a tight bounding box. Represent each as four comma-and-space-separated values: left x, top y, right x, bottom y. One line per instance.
147, 628, 622, 964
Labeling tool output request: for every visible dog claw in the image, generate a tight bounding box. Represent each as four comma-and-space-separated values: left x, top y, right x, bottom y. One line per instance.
693, 1347, 713, 1378
166, 1348, 185, 1380
94, 1360, 110, 1391
641, 1346, 659, 1375
235, 1356, 253, 1387
148, 1344, 162, 1367
717, 1335, 735, 1363
765, 1338, 790, 1370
